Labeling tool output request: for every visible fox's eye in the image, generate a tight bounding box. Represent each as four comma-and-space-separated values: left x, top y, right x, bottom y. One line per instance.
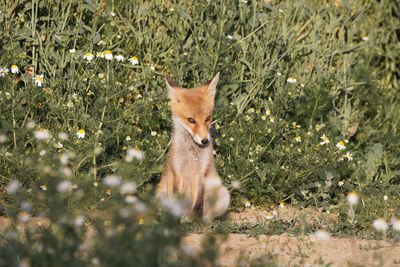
187, 117, 196, 124
205, 115, 211, 122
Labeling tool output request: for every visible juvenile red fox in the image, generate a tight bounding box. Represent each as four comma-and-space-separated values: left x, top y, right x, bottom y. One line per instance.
156, 72, 230, 222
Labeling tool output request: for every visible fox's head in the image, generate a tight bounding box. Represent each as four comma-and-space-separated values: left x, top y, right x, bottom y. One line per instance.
166, 72, 220, 147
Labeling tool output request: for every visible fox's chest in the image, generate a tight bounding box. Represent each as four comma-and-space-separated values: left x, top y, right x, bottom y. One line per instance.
172, 145, 212, 180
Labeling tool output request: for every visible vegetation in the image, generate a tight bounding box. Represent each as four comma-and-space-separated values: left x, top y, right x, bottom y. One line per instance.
0, 0, 399, 265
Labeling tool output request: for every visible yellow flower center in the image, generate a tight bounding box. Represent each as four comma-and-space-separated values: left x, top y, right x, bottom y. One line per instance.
85, 52, 92, 56
104, 50, 111, 54
131, 56, 138, 61
12, 65, 18, 68
78, 129, 85, 133
339, 141, 344, 146
37, 76, 43, 82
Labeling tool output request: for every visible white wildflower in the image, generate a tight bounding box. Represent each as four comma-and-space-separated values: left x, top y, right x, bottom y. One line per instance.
373, 218, 388, 232
103, 175, 122, 187
57, 180, 72, 193
6, 180, 19, 194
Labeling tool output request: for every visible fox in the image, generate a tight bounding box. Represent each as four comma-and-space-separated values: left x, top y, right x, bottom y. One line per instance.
156, 72, 230, 222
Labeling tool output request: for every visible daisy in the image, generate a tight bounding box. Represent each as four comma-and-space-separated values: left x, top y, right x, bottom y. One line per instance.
344, 151, 353, 161
128, 56, 139, 65
269, 117, 274, 123
96, 52, 104, 58
0, 66, 9, 77
115, 55, 125, 62
266, 109, 271, 116
383, 195, 388, 201
69, 48, 76, 54
139, 218, 144, 225
248, 108, 255, 113
83, 52, 94, 62
87, 90, 94, 96
151, 131, 157, 136
104, 50, 113, 60
279, 202, 285, 208
67, 101, 74, 109
126, 135, 131, 141
93, 182, 99, 187
11, 65, 19, 74
33, 74, 44, 87
265, 213, 274, 220
338, 180, 344, 187
287, 77, 296, 83
244, 201, 251, 207
261, 115, 266, 120
40, 184, 47, 191
295, 136, 301, 142
319, 134, 329, 145
77, 129, 85, 139
336, 141, 346, 150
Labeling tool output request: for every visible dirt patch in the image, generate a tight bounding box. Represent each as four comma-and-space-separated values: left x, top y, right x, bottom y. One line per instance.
182, 208, 400, 266
183, 232, 400, 266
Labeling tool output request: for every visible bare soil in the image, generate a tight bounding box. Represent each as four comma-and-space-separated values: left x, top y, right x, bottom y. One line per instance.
183, 208, 400, 266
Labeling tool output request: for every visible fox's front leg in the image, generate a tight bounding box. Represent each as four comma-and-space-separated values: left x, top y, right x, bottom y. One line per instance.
202, 176, 230, 222
156, 169, 175, 199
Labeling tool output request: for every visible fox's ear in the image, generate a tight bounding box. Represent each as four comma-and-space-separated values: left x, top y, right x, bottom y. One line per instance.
204, 72, 220, 100
166, 75, 183, 102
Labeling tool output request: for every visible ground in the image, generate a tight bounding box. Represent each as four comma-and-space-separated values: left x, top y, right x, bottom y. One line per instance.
183, 208, 400, 266
2, 208, 400, 266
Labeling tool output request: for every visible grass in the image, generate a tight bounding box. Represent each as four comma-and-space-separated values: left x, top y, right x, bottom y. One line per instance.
0, 0, 400, 265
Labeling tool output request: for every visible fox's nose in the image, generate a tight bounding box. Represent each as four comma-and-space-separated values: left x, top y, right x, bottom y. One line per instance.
201, 139, 209, 145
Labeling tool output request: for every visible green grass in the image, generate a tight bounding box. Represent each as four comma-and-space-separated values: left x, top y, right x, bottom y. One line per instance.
1, 0, 400, 265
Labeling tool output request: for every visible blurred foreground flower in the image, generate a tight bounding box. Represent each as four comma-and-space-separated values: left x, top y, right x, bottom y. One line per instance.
391, 218, 400, 232
125, 148, 144, 162
34, 129, 51, 140
373, 218, 388, 232
120, 181, 137, 195
6, 179, 19, 194
57, 180, 72, 193
314, 230, 330, 241
347, 191, 359, 206
103, 175, 122, 187
0, 66, 9, 77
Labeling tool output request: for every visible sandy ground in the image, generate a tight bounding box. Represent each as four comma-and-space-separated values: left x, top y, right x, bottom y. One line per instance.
182, 208, 400, 266
2, 208, 400, 266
